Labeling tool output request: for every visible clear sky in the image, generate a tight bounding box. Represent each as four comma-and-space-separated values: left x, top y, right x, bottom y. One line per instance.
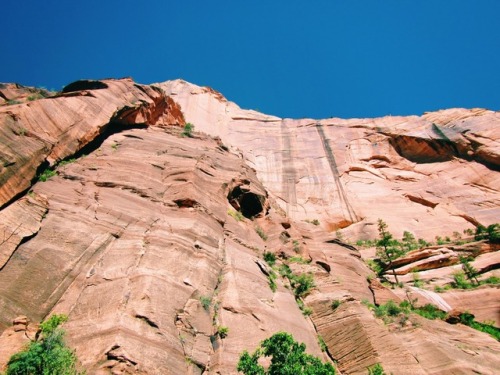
2, 1, 499, 119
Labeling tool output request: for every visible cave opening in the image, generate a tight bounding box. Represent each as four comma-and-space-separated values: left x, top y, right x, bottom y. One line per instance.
227, 186, 264, 219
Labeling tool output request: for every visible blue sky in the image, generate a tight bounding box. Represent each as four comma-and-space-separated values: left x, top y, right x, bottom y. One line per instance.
2, 1, 499, 119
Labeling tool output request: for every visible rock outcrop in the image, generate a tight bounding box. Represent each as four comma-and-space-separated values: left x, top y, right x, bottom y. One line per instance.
0, 78, 499, 374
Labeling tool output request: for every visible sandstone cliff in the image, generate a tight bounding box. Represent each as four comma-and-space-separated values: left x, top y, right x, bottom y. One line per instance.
0, 78, 499, 374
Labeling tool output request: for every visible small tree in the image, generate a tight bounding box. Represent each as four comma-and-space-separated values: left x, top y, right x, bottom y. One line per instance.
459, 256, 479, 286
237, 332, 335, 375
181, 122, 195, 137
376, 219, 403, 284
6, 314, 83, 375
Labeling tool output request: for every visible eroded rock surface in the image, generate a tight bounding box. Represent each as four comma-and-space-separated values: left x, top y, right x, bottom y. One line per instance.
0, 78, 499, 374
159, 80, 499, 241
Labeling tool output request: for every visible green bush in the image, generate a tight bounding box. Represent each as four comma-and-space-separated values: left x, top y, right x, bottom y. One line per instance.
217, 326, 229, 339
268, 270, 277, 292
181, 122, 195, 137
290, 273, 315, 298
413, 304, 447, 320
5, 314, 83, 375
367, 363, 386, 375
38, 168, 57, 182
459, 312, 500, 341
237, 332, 335, 374
200, 296, 211, 311
263, 252, 276, 266
331, 300, 341, 310
317, 335, 327, 352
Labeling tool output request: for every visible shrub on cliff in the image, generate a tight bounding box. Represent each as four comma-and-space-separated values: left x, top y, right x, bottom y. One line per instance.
181, 122, 195, 137
5, 314, 83, 375
237, 332, 335, 374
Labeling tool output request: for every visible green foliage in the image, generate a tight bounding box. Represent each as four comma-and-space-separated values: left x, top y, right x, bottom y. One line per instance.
237, 332, 336, 374
27, 93, 44, 101
459, 313, 500, 341
288, 256, 310, 264
331, 300, 341, 310
217, 326, 229, 339
366, 259, 383, 275
355, 239, 377, 247
263, 252, 276, 267
452, 271, 473, 289
255, 226, 268, 241
292, 240, 301, 253
7, 100, 22, 105
278, 264, 292, 278
418, 238, 431, 248
475, 223, 499, 243
5, 314, 83, 375
58, 158, 77, 167
40, 314, 68, 335
228, 209, 244, 221
181, 122, 195, 137
268, 270, 277, 292
376, 219, 403, 284
296, 299, 313, 316
366, 299, 447, 324
459, 256, 479, 285
367, 363, 386, 375
401, 231, 419, 252
482, 276, 500, 285
290, 273, 315, 298
413, 304, 447, 320
38, 168, 57, 182
317, 336, 327, 352
200, 296, 211, 311
412, 272, 423, 288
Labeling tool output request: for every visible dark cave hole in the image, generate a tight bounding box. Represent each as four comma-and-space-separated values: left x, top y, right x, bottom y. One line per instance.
240, 193, 263, 218
227, 186, 264, 219
62, 80, 109, 93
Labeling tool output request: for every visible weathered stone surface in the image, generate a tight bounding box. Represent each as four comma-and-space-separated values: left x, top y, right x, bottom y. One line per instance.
0, 78, 499, 374
0, 78, 184, 209
159, 80, 499, 241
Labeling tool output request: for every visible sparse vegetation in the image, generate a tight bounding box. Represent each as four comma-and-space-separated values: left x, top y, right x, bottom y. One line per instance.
331, 300, 341, 310
200, 296, 211, 311
38, 168, 57, 182
305, 219, 320, 226
288, 256, 311, 264
412, 271, 423, 288
228, 209, 244, 221
367, 363, 386, 375
237, 332, 335, 374
365, 299, 446, 324
318, 335, 327, 352
292, 239, 301, 253
217, 325, 229, 339
181, 122, 195, 137
5, 314, 83, 375
263, 251, 276, 266
376, 219, 403, 284
255, 226, 268, 241
268, 270, 278, 292
475, 223, 499, 243
458, 312, 500, 341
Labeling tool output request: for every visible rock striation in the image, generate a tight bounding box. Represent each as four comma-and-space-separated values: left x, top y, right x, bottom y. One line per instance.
0, 78, 499, 374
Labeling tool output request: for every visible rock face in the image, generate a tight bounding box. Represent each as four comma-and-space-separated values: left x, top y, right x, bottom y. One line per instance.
158, 80, 499, 240
0, 78, 499, 374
